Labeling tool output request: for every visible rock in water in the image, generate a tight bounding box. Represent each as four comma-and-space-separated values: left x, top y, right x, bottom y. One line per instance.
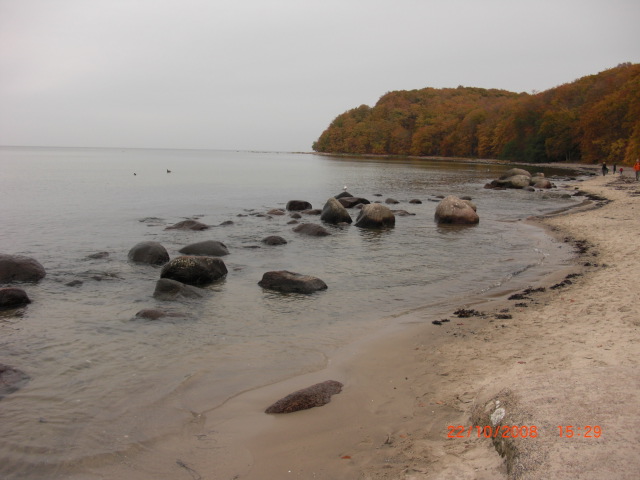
354, 203, 395, 228
337, 197, 370, 208
160, 256, 227, 286
0, 288, 31, 308
262, 235, 288, 246
434, 196, 479, 225
258, 270, 327, 293
0, 254, 46, 283
128, 241, 170, 265
165, 219, 210, 231
320, 197, 352, 224
0, 364, 30, 398
153, 278, 205, 300
286, 200, 313, 211
179, 240, 229, 257
292, 223, 331, 236
265, 380, 343, 414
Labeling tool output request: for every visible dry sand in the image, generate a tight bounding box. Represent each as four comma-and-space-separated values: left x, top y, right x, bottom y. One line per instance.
99, 171, 640, 480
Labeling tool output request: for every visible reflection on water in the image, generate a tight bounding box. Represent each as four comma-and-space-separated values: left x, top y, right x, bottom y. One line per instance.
0, 147, 584, 478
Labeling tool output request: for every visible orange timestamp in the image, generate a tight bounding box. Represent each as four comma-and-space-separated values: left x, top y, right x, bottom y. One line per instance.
447, 425, 603, 439
447, 425, 538, 438
557, 425, 602, 438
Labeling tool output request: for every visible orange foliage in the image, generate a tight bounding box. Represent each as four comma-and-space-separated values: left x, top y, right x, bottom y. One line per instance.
312, 63, 640, 164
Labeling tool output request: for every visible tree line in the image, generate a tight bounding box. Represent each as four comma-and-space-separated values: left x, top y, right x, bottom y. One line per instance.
312, 63, 640, 165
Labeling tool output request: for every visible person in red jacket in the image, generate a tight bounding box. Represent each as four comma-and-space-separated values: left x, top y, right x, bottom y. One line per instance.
634, 158, 640, 181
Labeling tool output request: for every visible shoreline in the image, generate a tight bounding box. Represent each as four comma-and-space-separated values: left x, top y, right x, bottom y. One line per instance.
66, 170, 639, 480
232, 172, 640, 479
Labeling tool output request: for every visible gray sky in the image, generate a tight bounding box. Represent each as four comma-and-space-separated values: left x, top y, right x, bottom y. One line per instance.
1, 0, 639, 152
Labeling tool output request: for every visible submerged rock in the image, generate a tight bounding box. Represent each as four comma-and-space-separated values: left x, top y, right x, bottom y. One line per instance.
265, 380, 343, 414
292, 223, 331, 236
134, 308, 186, 320
153, 278, 205, 300
165, 219, 210, 231
0, 364, 30, 398
179, 240, 229, 257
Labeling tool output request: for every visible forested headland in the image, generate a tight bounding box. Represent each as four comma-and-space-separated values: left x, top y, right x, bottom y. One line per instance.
312, 63, 640, 165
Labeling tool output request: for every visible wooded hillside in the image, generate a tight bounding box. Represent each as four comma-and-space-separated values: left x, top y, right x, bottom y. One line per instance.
312, 63, 640, 164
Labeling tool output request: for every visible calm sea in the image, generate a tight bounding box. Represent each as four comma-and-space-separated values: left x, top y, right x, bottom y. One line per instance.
0, 147, 584, 478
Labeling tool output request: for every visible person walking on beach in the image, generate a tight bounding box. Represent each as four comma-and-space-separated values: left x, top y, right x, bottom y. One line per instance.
634, 158, 640, 181
613, 163, 617, 174
602, 162, 608, 176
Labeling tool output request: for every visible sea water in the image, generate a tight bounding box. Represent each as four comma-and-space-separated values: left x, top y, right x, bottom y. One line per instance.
0, 147, 584, 478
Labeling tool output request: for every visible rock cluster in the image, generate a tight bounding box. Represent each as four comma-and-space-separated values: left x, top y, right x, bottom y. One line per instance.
486, 168, 554, 190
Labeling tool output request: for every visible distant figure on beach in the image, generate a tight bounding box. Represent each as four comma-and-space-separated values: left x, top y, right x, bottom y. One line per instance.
634, 159, 640, 181
602, 162, 608, 176
613, 163, 617, 174
620, 168, 623, 176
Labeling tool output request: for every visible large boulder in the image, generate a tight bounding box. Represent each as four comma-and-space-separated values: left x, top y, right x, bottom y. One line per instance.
179, 240, 229, 257
165, 219, 209, 231
0, 364, 30, 398
286, 200, 313, 211
487, 175, 531, 189
0, 254, 46, 284
337, 197, 370, 208
128, 241, 170, 265
487, 168, 536, 189
265, 380, 343, 414
160, 256, 227, 286
504, 174, 532, 189
532, 176, 553, 189
153, 278, 204, 300
0, 287, 31, 309
320, 197, 352, 225
258, 270, 327, 294
354, 204, 395, 228
499, 168, 532, 180
292, 223, 331, 236
434, 196, 479, 224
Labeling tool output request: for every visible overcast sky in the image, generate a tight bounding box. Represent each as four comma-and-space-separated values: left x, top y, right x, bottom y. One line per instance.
1, 0, 638, 152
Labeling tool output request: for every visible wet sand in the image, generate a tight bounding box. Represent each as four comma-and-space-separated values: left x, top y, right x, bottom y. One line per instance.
91, 171, 640, 480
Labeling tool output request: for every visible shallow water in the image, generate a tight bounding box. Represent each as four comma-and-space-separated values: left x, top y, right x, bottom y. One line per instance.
0, 147, 585, 478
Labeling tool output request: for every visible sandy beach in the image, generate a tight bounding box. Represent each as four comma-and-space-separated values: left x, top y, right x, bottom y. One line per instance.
226, 171, 639, 480
93, 170, 639, 480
